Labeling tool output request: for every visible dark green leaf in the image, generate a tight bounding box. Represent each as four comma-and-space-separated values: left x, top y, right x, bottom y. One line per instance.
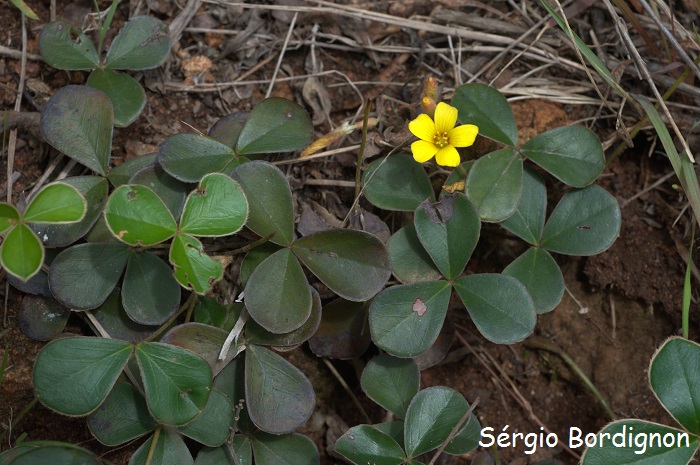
33, 337, 132, 415
522, 126, 604, 187
369, 281, 452, 358
361, 354, 419, 419
87, 69, 146, 127
404, 386, 468, 457
38, 21, 99, 70
160, 323, 238, 377
49, 242, 130, 309
123, 251, 181, 325
1, 224, 44, 281
239, 242, 282, 286
208, 111, 250, 149
336, 425, 406, 465
414, 193, 480, 280
105, 16, 170, 70
213, 358, 252, 434
135, 342, 212, 426
452, 83, 518, 146
581, 420, 698, 465
32, 176, 109, 247
443, 413, 481, 455
104, 184, 177, 246
194, 298, 242, 331
108, 153, 158, 187
230, 161, 295, 246
541, 185, 621, 255
499, 166, 547, 245
503, 247, 564, 314
87, 381, 156, 446
466, 148, 523, 222
179, 389, 234, 447
245, 345, 315, 434
308, 299, 371, 359
250, 432, 319, 465
169, 234, 223, 294
159, 133, 236, 183
0, 442, 101, 465
650, 337, 700, 435
24, 182, 86, 224
292, 229, 391, 301
244, 248, 311, 334
40, 85, 113, 176
195, 436, 252, 465
90, 290, 155, 343
129, 428, 193, 465
245, 287, 321, 347
236, 98, 313, 155
179, 173, 248, 237
454, 274, 536, 344
18, 295, 70, 341
363, 154, 435, 211
129, 163, 189, 220
388, 224, 442, 284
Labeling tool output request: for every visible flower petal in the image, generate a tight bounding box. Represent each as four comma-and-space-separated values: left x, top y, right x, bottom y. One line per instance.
435, 146, 461, 167
448, 124, 479, 147
434, 102, 458, 134
408, 114, 436, 142
411, 140, 438, 163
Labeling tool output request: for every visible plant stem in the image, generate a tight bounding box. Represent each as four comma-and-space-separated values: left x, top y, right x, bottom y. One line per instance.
144, 425, 161, 465
144, 292, 197, 342
683, 219, 696, 339
524, 336, 616, 420
217, 233, 275, 256
427, 398, 479, 465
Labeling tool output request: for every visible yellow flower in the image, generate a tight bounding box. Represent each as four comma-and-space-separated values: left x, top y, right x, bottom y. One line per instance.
408, 102, 478, 167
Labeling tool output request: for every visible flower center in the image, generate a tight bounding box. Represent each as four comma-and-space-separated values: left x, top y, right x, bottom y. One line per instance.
433, 131, 449, 149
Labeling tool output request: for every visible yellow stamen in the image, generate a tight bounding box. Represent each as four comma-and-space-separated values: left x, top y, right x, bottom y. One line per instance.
434, 132, 449, 148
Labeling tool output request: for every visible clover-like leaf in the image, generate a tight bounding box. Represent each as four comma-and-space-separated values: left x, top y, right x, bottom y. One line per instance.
24, 182, 86, 224
231, 161, 295, 246
414, 193, 480, 280
105, 16, 170, 70
90, 290, 155, 343
581, 420, 699, 465
179, 173, 248, 237
18, 295, 70, 342
129, 427, 193, 465
369, 280, 452, 358
0, 442, 102, 465
159, 133, 237, 183
208, 111, 250, 149
195, 436, 252, 465
443, 412, 481, 456
161, 323, 238, 376
363, 154, 435, 211
361, 354, 419, 419
245, 345, 315, 435
33, 337, 132, 415
454, 274, 536, 344
452, 83, 518, 146
135, 342, 212, 426
503, 247, 564, 314
0, 202, 20, 234
336, 425, 406, 465
129, 163, 189, 219
38, 21, 99, 70
292, 229, 391, 301
650, 337, 700, 435
522, 126, 604, 187
466, 148, 523, 222
87, 382, 156, 446
387, 224, 442, 284
540, 184, 621, 255
499, 166, 547, 245
1, 224, 44, 281
122, 251, 181, 325
235, 97, 313, 155
179, 389, 234, 447
40, 85, 113, 176
169, 234, 223, 294
108, 153, 158, 187
308, 299, 371, 360
244, 248, 311, 334
250, 432, 319, 465
49, 242, 130, 310
87, 69, 146, 127
105, 185, 177, 246
32, 176, 109, 247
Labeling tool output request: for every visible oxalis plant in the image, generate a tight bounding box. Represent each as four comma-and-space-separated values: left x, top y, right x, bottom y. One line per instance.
39, 4, 170, 127
0, 77, 623, 465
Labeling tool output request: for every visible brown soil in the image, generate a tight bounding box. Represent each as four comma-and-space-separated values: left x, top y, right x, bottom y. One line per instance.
1, 1, 697, 465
